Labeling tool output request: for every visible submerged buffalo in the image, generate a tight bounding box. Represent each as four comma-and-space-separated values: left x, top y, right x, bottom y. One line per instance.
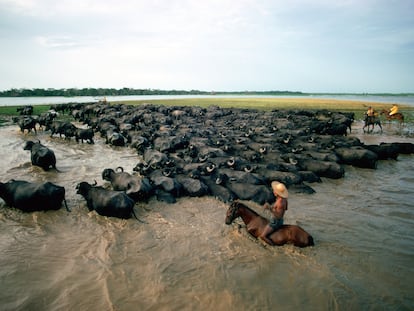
75, 128, 94, 144
23, 140, 57, 171
13, 116, 37, 134
0, 179, 69, 212
76, 181, 138, 219
102, 167, 153, 201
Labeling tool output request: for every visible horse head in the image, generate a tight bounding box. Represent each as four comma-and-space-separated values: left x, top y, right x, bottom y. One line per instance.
225, 201, 241, 225
379, 109, 388, 116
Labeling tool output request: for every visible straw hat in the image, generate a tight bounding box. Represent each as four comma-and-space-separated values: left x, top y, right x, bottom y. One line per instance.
271, 181, 289, 198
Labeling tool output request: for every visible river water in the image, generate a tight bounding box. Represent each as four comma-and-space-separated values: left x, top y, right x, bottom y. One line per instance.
1, 94, 414, 107
0, 118, 413, 310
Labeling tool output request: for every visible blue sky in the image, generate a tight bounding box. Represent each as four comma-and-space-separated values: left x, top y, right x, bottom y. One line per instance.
0, 0, 413, 93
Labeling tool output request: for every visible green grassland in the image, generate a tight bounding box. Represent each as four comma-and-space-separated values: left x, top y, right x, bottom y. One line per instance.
1, 97, 413, 123
0, 105, 51, 116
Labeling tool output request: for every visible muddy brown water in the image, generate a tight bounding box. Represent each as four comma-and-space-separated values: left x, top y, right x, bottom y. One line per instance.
0, 120, 413, 311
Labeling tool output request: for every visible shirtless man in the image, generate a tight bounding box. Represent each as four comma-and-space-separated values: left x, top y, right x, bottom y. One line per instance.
259, 181, 288, 245
366, 106, 375, 117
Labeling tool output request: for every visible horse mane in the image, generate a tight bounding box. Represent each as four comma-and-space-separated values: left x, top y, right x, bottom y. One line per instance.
234, 201, 261, 217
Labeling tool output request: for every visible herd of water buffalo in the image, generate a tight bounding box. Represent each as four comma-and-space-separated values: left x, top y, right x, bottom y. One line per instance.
1, 101, 414, 221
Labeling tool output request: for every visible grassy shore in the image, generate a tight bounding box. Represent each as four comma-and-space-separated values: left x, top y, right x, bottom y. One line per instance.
0, 105, 51, 116
1, 97, 413, 122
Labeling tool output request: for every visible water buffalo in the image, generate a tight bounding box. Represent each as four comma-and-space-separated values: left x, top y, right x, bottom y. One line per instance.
101, 167, 153, 201
200, 175, 235, 203
144, 149, 169, 169
175, 174, 209, 197
17, 105, 34, 115
13, 116, 37, 134
105, 128, 127, 146
46, 120, 77, 139
36, 110, 58, 130
76, 181, 137, 219
23, 140, 57, 171
148, 170, 183, 203
0, 179, 69, 212
335, 147, 378, 169
75, 128, 95, 144
392, 142, 414, 154
214, 172, 274, 205
365, 144, 399, 160
298, 158, 344, 179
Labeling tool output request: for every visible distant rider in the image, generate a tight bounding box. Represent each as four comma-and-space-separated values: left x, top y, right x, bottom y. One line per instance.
366, 106, 375, 117
389, 104, 399, 116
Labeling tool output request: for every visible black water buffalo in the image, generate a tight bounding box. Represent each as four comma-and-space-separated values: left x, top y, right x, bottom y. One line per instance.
23, 140, 57, 171
50, 103, 69, 114
200, 175, 235, 203
298, 158, 344, 179
75, 128, 95, 144
0, 180, 69, 212
76, 181, 137, 219
335, 147, 378, 169
17, 105, 33, 115
218, 174, 275, 205
365, 143, 399, 160
46, 120, 77, 139
148, 170, 183, 203
13, 116, 37, 133
105, 128, 128, 146
143, 149, 169, 169
392, 142, 414, 154
175, 174, 209, 197
101, 167, 153, 201
36, 110, 58, 130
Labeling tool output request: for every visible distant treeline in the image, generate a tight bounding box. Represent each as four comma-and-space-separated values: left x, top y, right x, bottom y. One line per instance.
0, 88, 304, 97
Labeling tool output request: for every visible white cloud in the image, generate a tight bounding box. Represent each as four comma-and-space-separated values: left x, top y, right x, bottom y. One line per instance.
34, 35, 87, 49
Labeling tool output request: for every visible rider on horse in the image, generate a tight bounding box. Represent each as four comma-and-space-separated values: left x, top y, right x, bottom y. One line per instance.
259, 181, 289, 245
367, 106, 375, 117
365, 106, 377, 123
363, 106, 382, 133
389, 104, 399, 116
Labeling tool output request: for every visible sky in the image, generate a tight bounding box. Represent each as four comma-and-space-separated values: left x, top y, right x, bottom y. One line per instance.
0, 0, 413, 93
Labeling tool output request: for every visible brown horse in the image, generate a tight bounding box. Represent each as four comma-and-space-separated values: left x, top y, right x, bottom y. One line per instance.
380, 109, 404, 124
225, 201, 314, 248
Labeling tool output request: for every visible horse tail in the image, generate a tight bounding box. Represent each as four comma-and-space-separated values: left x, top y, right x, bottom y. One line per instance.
308, 235, 315, 246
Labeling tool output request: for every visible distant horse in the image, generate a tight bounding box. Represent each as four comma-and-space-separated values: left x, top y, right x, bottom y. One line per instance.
380, 109, 404, 124
225, 201, 314, 248
363, 114, 382, 133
